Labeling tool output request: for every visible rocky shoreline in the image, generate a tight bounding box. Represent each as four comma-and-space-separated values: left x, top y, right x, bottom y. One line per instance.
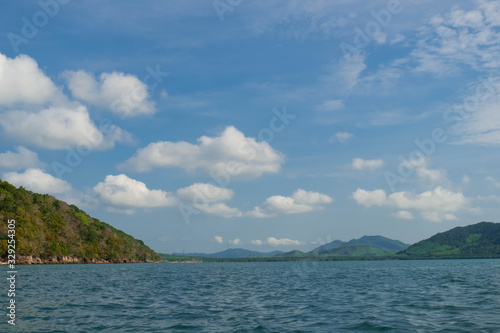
0, 255, 161, 265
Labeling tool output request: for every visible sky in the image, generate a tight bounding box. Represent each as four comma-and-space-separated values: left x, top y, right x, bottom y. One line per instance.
0, 0, 500, 254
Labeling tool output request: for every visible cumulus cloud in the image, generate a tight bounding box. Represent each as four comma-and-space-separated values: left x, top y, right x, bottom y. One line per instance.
247, 189, 332, 218
329, 132, 353, 143
214, 236, 223, 244
3, 168, 72, 195
352, 189, 387, 207
0, 105, 132, 150
0, 146, 45, 170
391, 210, 414, 220
177, 183, 234, 203
250, 237, 304, 246
228, 238, 241, 245
93, 174, 177, 211
0, 53, 59, 105
63, 70, 155, 117
351, 158, 384, 171
177, 183, 242, 218
122, 126, 284, 179
265, 237, 305, 246
352, 186, 476, 222
193, 202, 242, 218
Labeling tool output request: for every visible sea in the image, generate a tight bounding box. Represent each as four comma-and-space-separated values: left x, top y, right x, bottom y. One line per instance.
4, 259, 500, 332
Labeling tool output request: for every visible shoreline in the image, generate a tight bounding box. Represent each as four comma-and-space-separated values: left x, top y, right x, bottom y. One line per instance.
0, 255, 161, 265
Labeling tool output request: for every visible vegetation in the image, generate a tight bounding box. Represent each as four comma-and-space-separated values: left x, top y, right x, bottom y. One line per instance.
0, 179, 161, 262
398, 222, 500, 259
314, 244, 393, 256
308, 235, 409, 257
171, 222, 500, 262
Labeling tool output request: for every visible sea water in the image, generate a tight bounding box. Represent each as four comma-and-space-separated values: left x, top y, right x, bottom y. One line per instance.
4, 259, 500, 332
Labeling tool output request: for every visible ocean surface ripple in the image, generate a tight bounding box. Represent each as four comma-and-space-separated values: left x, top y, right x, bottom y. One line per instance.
6, 259, 500, 332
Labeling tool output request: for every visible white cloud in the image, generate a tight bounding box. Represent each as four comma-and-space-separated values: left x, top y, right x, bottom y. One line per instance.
0, 146, 44, 170
3, 168, 72, 195
390, 33, 406, 45
400, 157, 450, 187
352, 186, 475, 222
93, 174, 177, 210
0, 105, 132, 150
476, 194, 500, 203
229, 238, 241, 245
177, 183, 234, 203
329, 131, 353, 143
122, 126, 284, 179
317, 99, 344, 112
0, 53, 59, 105
462, 175, 470, 184
352, 188, 388, 207
391, 210, 414, 220
485, 176, 500, 188
247, 189, 332, 218
63, 70, 156, 117
176, 183, 242, 218
214, 236, 223, 244
412, 2, 500, 73
351, 158, 384, 171
250, 237, 304, 246
452, 95, 500, 146
193, 202, 242, 218
266, 237, 305, 246
322, 53, 366, 93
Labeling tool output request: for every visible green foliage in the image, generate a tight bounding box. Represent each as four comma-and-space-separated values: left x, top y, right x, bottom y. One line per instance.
0, 179, 161, 262
76, 211, 91, 226
399, 222, 500, 258
318, 244, 392, 257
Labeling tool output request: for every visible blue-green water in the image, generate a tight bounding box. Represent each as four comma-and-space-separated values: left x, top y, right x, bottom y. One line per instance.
4, 259, 500, 332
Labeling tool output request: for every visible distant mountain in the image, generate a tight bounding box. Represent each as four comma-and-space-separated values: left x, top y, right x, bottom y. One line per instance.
0, 179, 161, 264
310, 235, 409, 256
178, 248, 284, 258
317, 244, 393, 256
311, 240, 345, 253
280, 250, 307, 257
399, 222, 500, 258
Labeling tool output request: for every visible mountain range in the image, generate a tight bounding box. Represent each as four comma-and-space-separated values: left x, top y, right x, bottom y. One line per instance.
177, 235, 409, 259
310, 235, 409, 256
2, 178, 499, 263
176, 223, 500, 260
175, 248, 284, 258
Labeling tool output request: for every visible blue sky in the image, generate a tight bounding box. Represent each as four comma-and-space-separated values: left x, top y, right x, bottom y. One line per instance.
1, 0, 500, 253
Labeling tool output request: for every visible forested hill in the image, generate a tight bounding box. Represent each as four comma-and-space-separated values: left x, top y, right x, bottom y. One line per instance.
399, 222, 500, 258
0, 179, 161, 264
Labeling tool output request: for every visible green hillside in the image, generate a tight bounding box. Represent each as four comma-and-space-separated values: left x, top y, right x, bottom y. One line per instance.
309, 235, 408, 257
317, 244, 393, 257
280, 250, 307, 257
399, 222, 500, 258
0, 179, 161, 263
